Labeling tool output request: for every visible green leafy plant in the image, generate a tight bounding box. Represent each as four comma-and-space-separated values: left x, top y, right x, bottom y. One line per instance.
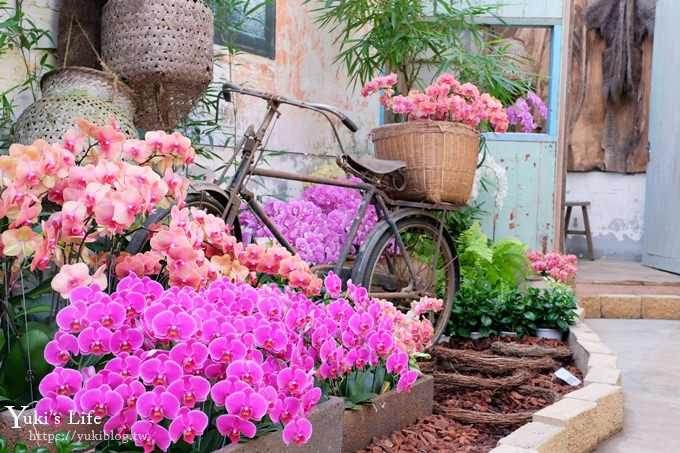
457, 221, 529, 285
0, 0, 54, 148
305, 0, 532, 102
0, 258, 55, 407
0, 432, 88, 453
527, 281, 578, 332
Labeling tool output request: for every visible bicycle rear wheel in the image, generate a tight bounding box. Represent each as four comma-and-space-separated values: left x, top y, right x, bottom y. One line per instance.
353, 215, 459, 343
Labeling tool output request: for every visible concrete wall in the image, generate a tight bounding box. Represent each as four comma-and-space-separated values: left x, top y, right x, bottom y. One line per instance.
565, 173, 646, 261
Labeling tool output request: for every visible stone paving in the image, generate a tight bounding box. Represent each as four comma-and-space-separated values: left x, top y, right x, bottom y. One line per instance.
589, 319, 680, 452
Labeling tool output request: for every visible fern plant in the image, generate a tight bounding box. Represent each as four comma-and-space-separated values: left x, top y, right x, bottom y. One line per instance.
457, 221, 529, 286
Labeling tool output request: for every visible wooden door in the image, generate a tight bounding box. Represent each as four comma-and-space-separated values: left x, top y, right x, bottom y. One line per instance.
642, 0, 680, 273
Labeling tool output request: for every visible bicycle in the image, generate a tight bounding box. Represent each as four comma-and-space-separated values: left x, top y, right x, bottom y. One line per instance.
136, 82, 461, 341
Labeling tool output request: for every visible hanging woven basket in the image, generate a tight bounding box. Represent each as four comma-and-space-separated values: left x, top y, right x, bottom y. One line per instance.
13, 67, 138, 145
371, 121, 480, 205
101, 0, 214, 130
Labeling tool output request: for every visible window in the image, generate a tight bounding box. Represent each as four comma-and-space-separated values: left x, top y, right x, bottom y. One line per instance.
212, 1, 276, 60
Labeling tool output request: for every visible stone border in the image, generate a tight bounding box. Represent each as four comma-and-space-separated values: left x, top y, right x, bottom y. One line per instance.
490, 307, 624, 453
578, 294, 680, 319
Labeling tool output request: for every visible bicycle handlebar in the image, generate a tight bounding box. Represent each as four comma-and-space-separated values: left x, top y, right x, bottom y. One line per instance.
222, 82, 359, 133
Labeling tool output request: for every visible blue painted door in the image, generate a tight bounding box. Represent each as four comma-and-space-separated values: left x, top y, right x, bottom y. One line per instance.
642, 0, 680, 273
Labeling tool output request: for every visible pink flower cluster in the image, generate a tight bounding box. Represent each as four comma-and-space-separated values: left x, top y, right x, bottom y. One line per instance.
114, 206, 323, 296
527, 250, 577, 283
239, 178, 378, 265
0, 118, 193, 295
36, 273, 439, 450
361, 73, 509, 132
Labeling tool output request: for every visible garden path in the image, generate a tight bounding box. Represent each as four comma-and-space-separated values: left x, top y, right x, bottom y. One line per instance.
589, 318, 680, 452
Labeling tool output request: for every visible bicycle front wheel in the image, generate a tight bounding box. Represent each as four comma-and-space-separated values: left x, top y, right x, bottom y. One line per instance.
354, 215, 459, 343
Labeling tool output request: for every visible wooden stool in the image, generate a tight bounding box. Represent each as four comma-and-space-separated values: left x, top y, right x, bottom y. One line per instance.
564, 201, 595, 260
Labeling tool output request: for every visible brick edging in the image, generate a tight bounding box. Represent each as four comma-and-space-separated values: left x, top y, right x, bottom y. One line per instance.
489, 308, 624, 453
578, 294, 680, 319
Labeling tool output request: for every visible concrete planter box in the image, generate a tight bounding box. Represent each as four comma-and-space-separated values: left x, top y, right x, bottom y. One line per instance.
0, 408, 102, 452
342, 374, 434, 453
215, 396, 344, 453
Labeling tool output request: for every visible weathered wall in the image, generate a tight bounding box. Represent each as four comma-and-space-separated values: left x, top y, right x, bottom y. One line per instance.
2, 1, 379, 198
565, 172, 645, 260
214, 0, 380, 197
0, 0, 58, 127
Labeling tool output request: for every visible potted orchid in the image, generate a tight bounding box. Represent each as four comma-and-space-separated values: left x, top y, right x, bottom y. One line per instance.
32, 271, 440, 451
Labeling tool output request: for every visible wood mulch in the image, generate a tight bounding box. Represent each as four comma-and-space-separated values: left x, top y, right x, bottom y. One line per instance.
357, 336, 583, 453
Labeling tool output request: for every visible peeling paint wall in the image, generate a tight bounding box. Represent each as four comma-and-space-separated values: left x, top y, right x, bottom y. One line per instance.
213, 0, 380, 197
565, 173, 645, 260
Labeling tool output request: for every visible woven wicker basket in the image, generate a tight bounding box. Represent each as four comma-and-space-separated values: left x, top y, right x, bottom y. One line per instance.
13, 66, 138, 145
101, 0, 214, 130
371, 121, 480, 205
41, 66, 137, 115
13, 95, 138, 145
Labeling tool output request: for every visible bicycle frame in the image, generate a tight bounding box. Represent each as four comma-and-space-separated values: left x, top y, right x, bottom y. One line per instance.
208, 82, 457, 298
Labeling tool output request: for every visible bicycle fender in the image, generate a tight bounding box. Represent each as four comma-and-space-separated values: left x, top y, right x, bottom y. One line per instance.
188, 181, 232, 208
351, 209, 442, 282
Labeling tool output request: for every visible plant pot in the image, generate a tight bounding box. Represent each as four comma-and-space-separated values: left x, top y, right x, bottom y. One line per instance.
216, 397, 344, 453
535, 328, 564, 340
342, 374, 434, 452
469, 331, 482, 340
524, 275, 550, 292
500, 331, 519, 338
371, 121, 480, 204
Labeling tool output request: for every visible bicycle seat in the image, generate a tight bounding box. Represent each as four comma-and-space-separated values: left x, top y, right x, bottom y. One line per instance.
343, 153, 406, 176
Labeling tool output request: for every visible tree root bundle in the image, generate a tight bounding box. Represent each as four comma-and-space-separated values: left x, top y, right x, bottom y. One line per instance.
490, 341, 573, 362
429, 346, 558, 375
431, 369, 532, 392
433, 403, 533, 427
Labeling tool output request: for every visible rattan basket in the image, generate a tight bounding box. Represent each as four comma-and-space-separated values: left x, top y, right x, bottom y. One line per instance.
41, 66, 137, 115
13, 95, 138, 145
13, 66, 138, 145
371, 121, 480, 205
101, 0, 214, 130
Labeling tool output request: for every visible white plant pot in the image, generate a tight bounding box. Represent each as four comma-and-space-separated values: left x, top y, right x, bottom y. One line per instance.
500, 331, 518, 338
469, 332, 482, 340
535, 328, 564, 340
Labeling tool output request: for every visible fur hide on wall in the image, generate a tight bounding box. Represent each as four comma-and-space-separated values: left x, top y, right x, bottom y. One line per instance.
582, 0, 656, 173
585, 0, 656, 102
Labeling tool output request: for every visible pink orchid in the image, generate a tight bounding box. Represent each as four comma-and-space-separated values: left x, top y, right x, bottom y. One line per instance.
226, 359, 264, 386
169, 339, 209, 373
77, 323, 113, 356
397, 369, 419, 392
168, 407, 208, 444
55, 301, 90, 333
151, 309, 197, 341
38, 367, 83, 398
226, 389, 268, 421
167, 376, 211, 408
139, 356, 183, 387
131, 420, 171, 453
276, 366, 311, 396
137, 387, 180, 423
105, 355, 142, 379
216, 414, 256, 444
104, 408, 138, 436
270, 396, 301, 425
208, 336, 247, 365
109, 326, 145, 356
44, 332, 79, 366
34, 395, 76, 426
114, 380, 146, 410
92, 124, 125, 160
76, 386, 125, 418
282, 417, 313, 446
52, 263, 104, 299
